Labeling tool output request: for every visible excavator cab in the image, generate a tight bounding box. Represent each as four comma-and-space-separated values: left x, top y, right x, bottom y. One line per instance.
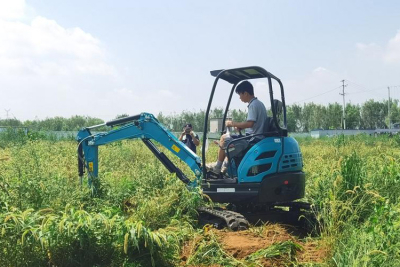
201, 66, 305, 205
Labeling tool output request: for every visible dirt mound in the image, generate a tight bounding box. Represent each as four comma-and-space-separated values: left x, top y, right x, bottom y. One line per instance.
181, 224, 329, 266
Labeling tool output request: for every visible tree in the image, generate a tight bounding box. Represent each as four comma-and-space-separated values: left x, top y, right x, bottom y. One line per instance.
389, 99, 400, 126
230, 109, 247, 123
345, 103, 361, 129
286, 107, 296, 132
301, 103, 317, 132
115, 114, 129, 119
325, 103, 342, 129
0, 118, 22, 127
210, 108, 224, 119
361, 100, 387, 129
290, 104, 303, 131
66, 116, 87, 131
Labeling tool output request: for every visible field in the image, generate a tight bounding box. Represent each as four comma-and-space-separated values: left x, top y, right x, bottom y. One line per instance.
1, 133, 400, 266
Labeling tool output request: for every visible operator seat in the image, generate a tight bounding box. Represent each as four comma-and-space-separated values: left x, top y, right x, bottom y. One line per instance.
225, 99, 285, 169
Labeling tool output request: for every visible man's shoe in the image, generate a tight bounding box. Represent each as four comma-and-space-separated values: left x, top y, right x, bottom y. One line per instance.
206, 162, 222, 173
221, 160, 229, 174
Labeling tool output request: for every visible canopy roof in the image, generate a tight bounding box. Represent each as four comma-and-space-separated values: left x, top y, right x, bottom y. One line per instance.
210, 66, 278, 84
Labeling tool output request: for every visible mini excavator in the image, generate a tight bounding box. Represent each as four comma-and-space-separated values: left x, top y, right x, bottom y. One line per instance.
77, 66, 310, 231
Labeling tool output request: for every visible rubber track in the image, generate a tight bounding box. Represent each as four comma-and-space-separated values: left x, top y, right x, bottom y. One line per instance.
197, 206, 249, 231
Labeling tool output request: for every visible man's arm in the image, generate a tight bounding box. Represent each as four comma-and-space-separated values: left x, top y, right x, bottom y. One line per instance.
191, 132, 200, 146
226, 100, 256, 129
226, 120, 254, 129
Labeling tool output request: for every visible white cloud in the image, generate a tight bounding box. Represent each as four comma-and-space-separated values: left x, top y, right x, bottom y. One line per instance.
0, 0, 26, 20
385, 30, 400, 63
356, 30, 400, 64
0, 1, 120, 120
0, 16, 115, 76
312, 67, 327, 73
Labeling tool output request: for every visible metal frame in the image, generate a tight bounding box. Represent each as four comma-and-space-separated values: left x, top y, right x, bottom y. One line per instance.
202, 66, 287, 179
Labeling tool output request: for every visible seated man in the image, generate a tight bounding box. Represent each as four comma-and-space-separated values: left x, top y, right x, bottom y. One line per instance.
207, 80, 267, 173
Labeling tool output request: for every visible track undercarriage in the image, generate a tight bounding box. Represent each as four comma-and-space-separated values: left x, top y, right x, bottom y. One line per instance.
197, 201, 316, 232
198, 169, 313, 231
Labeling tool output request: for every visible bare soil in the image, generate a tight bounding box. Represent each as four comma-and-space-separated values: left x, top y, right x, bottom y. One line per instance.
181, 223, 329, 266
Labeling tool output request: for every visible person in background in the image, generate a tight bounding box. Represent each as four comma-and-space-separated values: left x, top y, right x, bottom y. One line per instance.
179, 123, 200, 153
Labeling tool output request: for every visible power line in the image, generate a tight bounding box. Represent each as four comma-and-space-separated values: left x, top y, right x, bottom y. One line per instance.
346, 80, 383, 90
291, 85, 342, 105
345, 80, 400, 95
346, 87, 386, 94
345, 80, 369, 89
288, 80, 399, 106
343, 80, 400, 101
346, 86, 387, 95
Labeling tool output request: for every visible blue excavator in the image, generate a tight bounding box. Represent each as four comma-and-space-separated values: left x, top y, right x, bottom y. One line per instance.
77, 66, 309, 230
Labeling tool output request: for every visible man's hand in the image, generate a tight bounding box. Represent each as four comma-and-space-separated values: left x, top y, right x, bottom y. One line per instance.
226, 120, 242, 132
178, 130, 186, 141
225, 120, 233, 127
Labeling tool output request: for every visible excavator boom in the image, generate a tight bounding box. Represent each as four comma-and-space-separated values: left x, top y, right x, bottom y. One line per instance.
77, 112, 202, 192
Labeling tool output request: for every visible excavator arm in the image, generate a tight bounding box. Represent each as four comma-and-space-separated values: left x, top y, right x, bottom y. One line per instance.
77, 113, 202, 192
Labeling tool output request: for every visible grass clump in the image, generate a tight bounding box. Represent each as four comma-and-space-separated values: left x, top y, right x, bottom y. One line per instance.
246, 240, 303, 264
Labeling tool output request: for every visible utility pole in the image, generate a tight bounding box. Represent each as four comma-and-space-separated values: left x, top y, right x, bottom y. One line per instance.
4, 109, 10, 119
340, 80, 347, 129
388, 86, 391, 129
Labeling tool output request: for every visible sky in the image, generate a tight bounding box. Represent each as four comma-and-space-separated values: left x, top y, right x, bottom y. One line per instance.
0, 0, 400, 121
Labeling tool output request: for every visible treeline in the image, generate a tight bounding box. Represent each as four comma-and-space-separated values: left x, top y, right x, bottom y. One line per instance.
0, 109, 247, 133
287, 99, 399, 132
157, 99, 399, 132
0, 116, 105, 131
1, 99, 399, 132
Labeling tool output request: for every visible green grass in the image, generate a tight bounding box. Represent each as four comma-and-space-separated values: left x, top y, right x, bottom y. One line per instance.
0, 133, 400, 266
